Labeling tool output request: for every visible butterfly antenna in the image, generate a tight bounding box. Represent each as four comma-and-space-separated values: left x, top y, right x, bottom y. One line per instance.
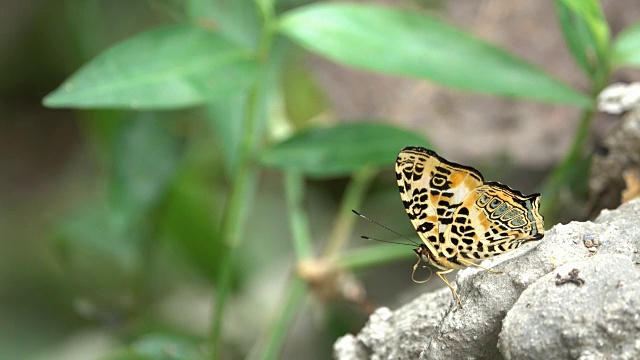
352, 210, 419, 246
360, 235, 416, 247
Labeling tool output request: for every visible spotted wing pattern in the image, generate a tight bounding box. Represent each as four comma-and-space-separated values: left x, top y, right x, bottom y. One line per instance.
396, 146, 544, 270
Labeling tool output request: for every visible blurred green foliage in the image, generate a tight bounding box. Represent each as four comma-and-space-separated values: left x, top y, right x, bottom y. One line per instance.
2, 0, 639, 359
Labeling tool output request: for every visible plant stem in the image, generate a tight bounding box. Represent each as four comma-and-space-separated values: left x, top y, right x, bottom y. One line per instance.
285, 172, 313, 259
245, 172, 313, 359
322, 167, 378, 258
209, 1, 276, 355
540, 108, 594, 218
247, 277, 307, 360
209, 102, 261, 358
209, 48, 263, 360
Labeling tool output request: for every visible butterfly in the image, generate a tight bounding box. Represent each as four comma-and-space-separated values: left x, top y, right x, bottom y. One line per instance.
396, 146, 544, 308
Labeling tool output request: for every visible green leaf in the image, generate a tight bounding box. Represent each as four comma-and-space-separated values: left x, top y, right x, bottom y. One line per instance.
103, 334, 207, 360
613, 21, 640, 68
53, 115, 183, 278
204, 94, 248, 177
554, 0, 610, 84
205, 37, 292, 178
43, 24, 259, 110
279, 3, 591, 108
130, 334, 207, 360
282, 53, 330, 127
261, 122, 430, 178
54, 201, 140, 275
111, 115, 183, 217
159, 165, 226, 282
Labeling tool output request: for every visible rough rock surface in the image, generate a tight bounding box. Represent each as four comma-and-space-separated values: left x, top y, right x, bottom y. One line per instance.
333, 200, 640, 360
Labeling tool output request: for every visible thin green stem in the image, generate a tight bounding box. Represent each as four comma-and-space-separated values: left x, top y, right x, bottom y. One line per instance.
539, 43, 609, 221
247, 277, 307, 360
209, 85, 262, 355
209, 1, 275, 355
210, 247, 234, 357
245, 173, 313, 359
285, 172, 313, 259
322, 167, 378, 258
209, 114, 260, 358
540, 108, 594, 218
255, 0, 275, 62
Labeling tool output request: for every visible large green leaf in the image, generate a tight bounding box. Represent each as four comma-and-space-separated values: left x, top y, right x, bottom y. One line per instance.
110, 115, 183, 216
53, 115, 184, 275
554, 0, 610, 84
54, 201, 141, 275
261, 122, 430, 178
159, 164, 226, 282
613, 21, 640, 68
43, 24, 258, 110
279, 3, 591, 108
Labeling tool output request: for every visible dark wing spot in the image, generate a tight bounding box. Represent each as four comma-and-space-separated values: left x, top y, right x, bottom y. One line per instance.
435, 166, 451, 175
417, 222, 435, 233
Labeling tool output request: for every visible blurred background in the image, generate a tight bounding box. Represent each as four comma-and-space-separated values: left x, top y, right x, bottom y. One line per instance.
1, 0, 640, 359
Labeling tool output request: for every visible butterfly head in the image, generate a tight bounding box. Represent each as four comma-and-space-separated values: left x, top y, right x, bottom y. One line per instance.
411, 244, 434, 284
413, 244, 431, 262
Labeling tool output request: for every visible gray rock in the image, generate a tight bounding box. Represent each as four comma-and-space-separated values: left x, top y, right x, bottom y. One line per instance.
333, 200, 640, 360
333, 288, 451, 360
499, 255, 640, 360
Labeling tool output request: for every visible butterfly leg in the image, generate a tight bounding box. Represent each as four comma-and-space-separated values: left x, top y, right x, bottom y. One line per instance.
457, 258, 502, 274
411, 257, 433, 283
436, 269, 463, 308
